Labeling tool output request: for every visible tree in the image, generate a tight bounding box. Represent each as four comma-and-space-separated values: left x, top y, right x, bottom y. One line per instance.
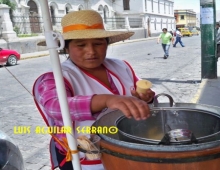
0, 0, 16, 11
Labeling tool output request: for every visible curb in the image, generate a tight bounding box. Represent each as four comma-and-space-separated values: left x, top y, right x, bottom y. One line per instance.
112, 37, 157, 46
190, 79, 207, 103
191, 61, 220, 104
20, 51, 49, 60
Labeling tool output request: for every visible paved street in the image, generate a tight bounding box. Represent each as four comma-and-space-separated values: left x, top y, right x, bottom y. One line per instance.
108, 35, 201, 102
0, 35, 201, 169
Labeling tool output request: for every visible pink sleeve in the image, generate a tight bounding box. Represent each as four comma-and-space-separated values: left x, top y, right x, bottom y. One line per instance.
36, 72, 96, 121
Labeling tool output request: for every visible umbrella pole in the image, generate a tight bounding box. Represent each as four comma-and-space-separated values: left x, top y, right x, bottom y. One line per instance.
38, 1, 81, 169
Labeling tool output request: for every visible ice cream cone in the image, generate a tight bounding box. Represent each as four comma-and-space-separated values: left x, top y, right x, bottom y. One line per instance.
136, 80, 152, 95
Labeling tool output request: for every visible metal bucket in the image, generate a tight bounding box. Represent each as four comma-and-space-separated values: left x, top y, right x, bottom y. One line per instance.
93, 93, 220, 170
115, 93, 220, 145
116, 108, 220, 145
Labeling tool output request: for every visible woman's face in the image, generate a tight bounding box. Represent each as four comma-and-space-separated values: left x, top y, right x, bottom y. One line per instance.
66, 38, 108, 70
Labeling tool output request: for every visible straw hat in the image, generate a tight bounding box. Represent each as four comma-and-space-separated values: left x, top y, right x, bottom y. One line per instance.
38, 10, 134, 46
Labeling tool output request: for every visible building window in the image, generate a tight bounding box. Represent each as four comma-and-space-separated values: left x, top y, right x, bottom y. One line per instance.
104, 6, 109, 24
78, 5, 84, 11
171, 3, 173, 14
181, 15, 184, 20
123, 0, 130, 10
151, 0, 153, 12
66, 7, 69, 14
28, 0, 38, 14
145, 0, 147, 11
158, 0, 160, 13
168, 3, 170, 14
164, 2, 166, 14
98, 5, 103, 11
50, 6, 56, 25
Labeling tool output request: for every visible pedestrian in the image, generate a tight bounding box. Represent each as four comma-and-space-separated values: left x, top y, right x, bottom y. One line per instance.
216, 23, 220, 59
157, 28, 174, 59
173, 28, 185, 47
169, 30, 174, 36
33, 10, 155, 170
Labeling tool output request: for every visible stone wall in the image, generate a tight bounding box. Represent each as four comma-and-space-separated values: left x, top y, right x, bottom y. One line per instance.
0, 36, 47, 54
0, 28, 151, 54
130, 28, 148, 39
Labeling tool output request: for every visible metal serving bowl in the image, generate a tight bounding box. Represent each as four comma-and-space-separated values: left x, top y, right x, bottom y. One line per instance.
116, 93, 220, 145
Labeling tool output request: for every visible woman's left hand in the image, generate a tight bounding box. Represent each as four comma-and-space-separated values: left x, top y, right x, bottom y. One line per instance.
131, 87, 155, 103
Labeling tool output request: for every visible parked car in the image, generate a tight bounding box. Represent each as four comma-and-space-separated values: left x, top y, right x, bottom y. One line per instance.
178, 28, 193, 37
191, 29, 200, 36
0, 48, 20, 66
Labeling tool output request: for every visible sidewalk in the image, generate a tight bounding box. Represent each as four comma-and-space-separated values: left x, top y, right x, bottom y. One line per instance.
191, 61, 220, 107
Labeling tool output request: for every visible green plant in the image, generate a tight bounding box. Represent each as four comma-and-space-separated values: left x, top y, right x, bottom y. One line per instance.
18, 34, 38, 38
0, 0, 16, 11
13, 26, 20, 35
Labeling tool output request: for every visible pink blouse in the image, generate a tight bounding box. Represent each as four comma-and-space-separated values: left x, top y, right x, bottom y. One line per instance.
36, 70, 123, 151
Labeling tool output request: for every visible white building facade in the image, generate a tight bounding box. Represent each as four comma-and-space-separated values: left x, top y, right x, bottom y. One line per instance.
113, 0, 175, 36
4, 0, 175, 37
8, 0, 117, 34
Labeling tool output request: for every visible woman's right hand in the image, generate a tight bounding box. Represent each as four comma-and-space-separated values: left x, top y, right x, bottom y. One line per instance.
91, 94, 150, 121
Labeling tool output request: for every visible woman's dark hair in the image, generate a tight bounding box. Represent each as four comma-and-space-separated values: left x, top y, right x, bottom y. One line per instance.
59, 40, 71, 55
106, 38, 110, 44
65, 40, 71, 49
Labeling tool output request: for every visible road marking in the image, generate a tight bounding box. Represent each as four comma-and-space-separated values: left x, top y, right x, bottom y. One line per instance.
190, 79, 207, 103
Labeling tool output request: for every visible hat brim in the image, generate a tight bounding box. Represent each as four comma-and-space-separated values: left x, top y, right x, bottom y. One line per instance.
37, 30, 134, 46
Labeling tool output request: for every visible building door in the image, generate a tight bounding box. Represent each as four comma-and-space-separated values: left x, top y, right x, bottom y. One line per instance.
28, 0, 41, 33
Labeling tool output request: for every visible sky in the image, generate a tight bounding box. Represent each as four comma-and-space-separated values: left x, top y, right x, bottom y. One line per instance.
174, 0, 220, 13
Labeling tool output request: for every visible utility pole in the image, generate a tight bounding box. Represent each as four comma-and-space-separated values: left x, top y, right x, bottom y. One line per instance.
200, 0, 217, 78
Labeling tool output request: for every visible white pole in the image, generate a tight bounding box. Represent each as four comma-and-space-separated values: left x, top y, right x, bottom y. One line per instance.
38, 1, 81, 169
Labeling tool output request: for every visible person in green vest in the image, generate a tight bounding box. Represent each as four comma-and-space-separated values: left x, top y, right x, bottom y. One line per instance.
157, 28, 174, 59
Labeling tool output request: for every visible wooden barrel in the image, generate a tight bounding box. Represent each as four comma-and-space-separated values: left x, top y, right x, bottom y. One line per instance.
100, 139, 220, 170
94, 104, 220, 170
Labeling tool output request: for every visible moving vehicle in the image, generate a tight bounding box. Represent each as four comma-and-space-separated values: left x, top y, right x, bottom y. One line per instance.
0, 48, 20, 66
178, 28, 193, 37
